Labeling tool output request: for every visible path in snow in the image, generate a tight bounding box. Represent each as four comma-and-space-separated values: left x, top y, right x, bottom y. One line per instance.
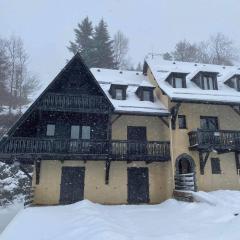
1, 190, 240, 240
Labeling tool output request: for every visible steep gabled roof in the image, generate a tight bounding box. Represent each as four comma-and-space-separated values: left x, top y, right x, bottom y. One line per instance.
145, 55, 240, 105
1, 53, 114, 140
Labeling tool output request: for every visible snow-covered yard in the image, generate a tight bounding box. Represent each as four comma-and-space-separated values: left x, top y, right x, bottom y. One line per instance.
0, 201, 23, 234
1, 190, 240, 240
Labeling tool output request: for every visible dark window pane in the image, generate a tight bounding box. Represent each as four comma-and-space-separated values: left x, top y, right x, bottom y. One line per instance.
178, 115, 187, 129
200, 117, 218, 130
143, 90, 151, 101
211, 158, 221, 174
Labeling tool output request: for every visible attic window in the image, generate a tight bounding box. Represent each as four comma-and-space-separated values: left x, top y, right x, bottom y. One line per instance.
136, 86, 154, 102
109, 84, 127, 100
116, 88, 123, 100
192, 72, 218, 90
225, 76, 240, 91
202, 75, 216, 90
143, 90, 151, 101
167, 73, 187, 88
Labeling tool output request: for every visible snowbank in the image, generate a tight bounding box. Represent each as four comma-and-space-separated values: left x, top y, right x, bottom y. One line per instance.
1, 191, 240, 240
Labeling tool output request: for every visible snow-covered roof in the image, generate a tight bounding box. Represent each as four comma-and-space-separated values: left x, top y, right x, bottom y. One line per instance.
91, 68, 169, 115
145, 55, 240, 104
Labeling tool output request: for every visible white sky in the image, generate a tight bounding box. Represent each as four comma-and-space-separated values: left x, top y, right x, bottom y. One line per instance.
1, 0, 240, 87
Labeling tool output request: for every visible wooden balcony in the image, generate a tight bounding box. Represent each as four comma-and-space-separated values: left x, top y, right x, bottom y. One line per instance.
188, 129, 240, 152
37, 93, 111, 113
0, 137, 170, 162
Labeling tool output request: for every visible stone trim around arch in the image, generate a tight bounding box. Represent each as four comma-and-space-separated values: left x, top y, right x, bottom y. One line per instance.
175, 153, 196, 174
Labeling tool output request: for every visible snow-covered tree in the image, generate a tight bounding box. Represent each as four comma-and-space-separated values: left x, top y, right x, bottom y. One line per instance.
92, 19, 115, 68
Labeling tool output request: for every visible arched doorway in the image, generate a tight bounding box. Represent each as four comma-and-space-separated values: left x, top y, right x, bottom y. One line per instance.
175, 154, 196, 191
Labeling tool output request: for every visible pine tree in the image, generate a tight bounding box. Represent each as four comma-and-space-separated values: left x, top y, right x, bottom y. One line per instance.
68, 17, 95, 67
92, 19, 115, 68
136, 62, 143, 71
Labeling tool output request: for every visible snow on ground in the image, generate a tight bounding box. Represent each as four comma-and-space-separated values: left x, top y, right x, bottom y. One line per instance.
1, 190, 240, 240
0, 201, 23, 234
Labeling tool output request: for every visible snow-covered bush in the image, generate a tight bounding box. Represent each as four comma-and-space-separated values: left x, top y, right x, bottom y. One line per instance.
0, 162, 32, 206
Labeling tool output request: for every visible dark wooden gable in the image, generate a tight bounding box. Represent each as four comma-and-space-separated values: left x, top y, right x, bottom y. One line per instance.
1, 53, 114, 139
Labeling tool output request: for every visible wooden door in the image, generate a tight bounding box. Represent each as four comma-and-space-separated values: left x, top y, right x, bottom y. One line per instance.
128, 167, 149, 204
60, 167, 85, 204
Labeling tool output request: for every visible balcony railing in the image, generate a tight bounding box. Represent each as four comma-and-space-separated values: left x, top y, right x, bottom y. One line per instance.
0, 137, 170, 161
37, 93, 110, 113
189, 129, 240, 151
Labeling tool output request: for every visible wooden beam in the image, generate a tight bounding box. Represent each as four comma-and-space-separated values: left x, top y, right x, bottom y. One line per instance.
105, 158, 111, 184
170, 103, 181, 130
111, 114, 122, 124
199, 151, 210, 175
158, 116, 169, 128
235, 152, 240, 174
35, 160, 41, 185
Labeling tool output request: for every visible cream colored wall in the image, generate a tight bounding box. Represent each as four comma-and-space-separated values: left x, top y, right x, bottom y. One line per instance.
33, 160, 173, 205
171, 103, 240, 191
146, 64, 240, 192
112, 114, 169, 141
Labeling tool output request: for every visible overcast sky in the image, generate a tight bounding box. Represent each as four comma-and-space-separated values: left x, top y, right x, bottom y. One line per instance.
1, 0, 240, 87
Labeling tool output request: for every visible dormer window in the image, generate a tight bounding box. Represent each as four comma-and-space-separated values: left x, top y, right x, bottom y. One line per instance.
202, 76, 214, 90
192, 71, 218, 90
143, 90, 151, 101
109, 84, 127, 100
225, 75, 240, 91
116, 88, 123, 100
166, 73, 187, 88
136, 86, 154, 102
175, 77, 184, 88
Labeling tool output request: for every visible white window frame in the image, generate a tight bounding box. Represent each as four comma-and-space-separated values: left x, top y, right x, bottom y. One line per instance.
174, 77, 183, 88
71, 125, 80, 139
46, 124, 55, 137
82, 126, 91, 140
143, 90, 151, 101
116, 88, 123, 100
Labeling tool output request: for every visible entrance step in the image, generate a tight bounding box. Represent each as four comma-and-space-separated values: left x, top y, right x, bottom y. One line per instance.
173, 190, 195, 202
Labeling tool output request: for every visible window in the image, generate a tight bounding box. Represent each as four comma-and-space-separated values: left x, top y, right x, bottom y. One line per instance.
178, 115, 187, 129
211, 158, 221, 174
116, 89, 123, 100
143, 90, 151, 101
202, 76, 216, 90
174, 77, 184, 88
200, 116, 219, 130
82, 126, 91, 139
46, 124, 55, 136
71, 125, 80, 139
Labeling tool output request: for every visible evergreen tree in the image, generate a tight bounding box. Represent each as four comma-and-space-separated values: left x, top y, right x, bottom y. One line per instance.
68, 17, 95, 67
92, 19, 115, 68
136, 62, 143, 71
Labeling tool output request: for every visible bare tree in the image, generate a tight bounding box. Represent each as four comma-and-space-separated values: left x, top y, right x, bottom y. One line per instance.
208, 33, 238, 65
5, 36, 40, 113
113, 31, 129, 69
171, 33, 239, 65
173, 40, 200, 62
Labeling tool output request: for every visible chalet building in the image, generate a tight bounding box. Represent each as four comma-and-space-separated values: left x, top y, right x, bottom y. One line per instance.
0, 53, 240, 205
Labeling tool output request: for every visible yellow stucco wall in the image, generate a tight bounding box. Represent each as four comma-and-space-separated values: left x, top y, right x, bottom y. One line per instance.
33, 160, 173, 205
111, 114, 169, 141
171, 103, 240, 191
146, 65, 240, 192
